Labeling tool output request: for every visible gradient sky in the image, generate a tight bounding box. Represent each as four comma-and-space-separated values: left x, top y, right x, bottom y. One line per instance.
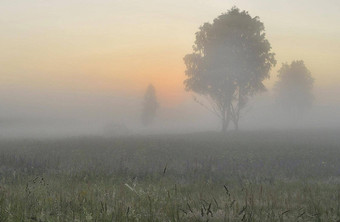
1, 0, 340, 108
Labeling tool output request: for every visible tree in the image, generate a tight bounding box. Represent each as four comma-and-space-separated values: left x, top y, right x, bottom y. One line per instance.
141, 84, 158, 126
275, 60, 314, 119
184, 7, 276, 132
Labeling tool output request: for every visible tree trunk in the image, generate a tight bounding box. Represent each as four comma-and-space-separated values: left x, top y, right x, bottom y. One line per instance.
234, 120, 239, 131
222, 120, 227, 133
221, 105, 227, 133
233, 87, 241, 131
222, 103, 232, 133
232, 113, 239, 131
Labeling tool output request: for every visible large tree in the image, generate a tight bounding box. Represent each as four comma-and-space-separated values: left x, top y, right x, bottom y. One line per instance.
184, 7, 276, 131
141, 84, 159, 126
275, 60, 314, 119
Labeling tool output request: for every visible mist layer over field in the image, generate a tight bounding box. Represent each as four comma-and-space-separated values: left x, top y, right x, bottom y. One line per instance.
0, 90, 339, 138
1, 0, 340, 137
1, 1, 340, 221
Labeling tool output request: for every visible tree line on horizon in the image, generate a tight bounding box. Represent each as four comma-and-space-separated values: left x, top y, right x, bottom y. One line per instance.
142, 7, 314, 132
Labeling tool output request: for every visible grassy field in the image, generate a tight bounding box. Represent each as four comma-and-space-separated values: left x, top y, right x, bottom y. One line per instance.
0, 130, 340, 221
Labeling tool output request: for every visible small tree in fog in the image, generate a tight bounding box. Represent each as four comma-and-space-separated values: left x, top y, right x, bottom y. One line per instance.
184, 7, 276, 132
141, 84, 158, 126
275, 60, 314, 119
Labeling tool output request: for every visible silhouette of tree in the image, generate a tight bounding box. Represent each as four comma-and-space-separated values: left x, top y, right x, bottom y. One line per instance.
141, 84, 158, 126
275, 60, 314, 119
184, 7, 276, 132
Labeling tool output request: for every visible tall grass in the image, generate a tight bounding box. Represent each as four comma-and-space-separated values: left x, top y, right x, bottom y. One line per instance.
0, 130, 339, 221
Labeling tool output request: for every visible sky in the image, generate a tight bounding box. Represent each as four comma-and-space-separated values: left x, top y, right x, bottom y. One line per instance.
0, 0, 340, 134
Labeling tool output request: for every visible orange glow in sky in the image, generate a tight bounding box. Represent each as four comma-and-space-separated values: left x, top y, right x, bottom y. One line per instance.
1, 0, 340, 107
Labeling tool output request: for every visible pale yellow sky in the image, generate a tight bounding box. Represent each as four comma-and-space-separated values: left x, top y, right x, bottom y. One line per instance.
1, 0, 339, 106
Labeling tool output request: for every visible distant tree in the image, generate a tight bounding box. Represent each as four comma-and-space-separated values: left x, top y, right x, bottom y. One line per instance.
141, 84, 158, 126
184, 7, 276, 132
275, 60, 314, 119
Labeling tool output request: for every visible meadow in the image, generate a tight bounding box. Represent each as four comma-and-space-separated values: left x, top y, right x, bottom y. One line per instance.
0, 130, 339, 221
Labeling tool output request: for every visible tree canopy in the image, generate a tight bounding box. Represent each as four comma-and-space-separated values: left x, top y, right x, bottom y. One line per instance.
184, 7, 276, 131
141, 84, 159, 126
275, 60, 314, 118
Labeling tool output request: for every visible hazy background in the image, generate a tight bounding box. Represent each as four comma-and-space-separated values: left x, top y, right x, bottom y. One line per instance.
1, 0, 340, 137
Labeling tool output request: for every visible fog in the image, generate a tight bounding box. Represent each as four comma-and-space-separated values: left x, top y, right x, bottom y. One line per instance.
0, 84, 339, 138
1, 0, 340, 138
2, 2, 340, 220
